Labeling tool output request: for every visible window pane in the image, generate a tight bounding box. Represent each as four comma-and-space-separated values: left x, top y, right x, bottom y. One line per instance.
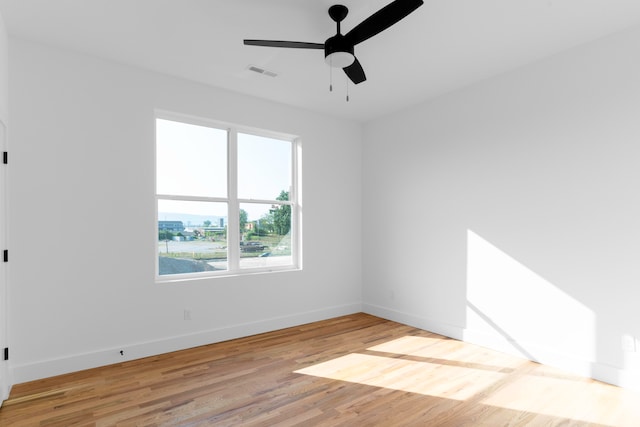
238, 133, 291, 200
158, 199, 228, 275
156, 119, 227, 198
239, 202, 292, 269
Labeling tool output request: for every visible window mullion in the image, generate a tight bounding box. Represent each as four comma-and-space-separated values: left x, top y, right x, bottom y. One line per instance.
227, 128, 240, 271
157, 194, 228, 203
291, 138, 301, 268
237, 198, 291, 206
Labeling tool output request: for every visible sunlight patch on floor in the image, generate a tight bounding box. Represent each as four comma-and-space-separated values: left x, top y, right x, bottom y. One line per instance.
367, 335, 525, 371
481, 364, 640, 425
294, 332, 640, 426
295, 352, 505, 400
367, 335, 443, 354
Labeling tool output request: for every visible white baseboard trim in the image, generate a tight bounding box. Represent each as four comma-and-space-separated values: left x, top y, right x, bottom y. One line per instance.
362, 303, 640, 391
0, 364, 11, 406
12, 302, 362, 384
363, 303, 464, 340
463, 329, 640, 392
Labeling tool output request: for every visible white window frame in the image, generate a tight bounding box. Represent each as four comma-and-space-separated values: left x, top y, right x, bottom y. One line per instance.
155, 110, 302, 282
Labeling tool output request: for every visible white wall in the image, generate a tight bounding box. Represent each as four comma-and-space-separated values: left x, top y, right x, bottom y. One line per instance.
8, 39, 362, 383
363, 24, 640, 389
0, 12, 6, 123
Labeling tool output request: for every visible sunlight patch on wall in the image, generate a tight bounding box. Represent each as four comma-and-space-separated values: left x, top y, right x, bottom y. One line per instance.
465, 230, 596, 362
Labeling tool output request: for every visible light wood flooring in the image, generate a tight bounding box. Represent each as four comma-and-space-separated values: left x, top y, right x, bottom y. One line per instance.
1, 313, 639, 426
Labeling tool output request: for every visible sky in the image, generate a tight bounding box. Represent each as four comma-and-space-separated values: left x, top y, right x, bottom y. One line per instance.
156, 118, 292, 222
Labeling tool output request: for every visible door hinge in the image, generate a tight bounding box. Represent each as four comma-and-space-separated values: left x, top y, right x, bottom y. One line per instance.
2, 151, 6, 164
3, 250, 7, 263
3, 348, 7, 361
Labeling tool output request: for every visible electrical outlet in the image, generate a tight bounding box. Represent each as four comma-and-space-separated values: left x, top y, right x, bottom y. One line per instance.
184, 309, 192, 320
622, 334, 636, 352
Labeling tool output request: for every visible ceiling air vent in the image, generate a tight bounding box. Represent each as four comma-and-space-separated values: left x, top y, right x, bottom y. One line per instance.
248, 65, 277, 78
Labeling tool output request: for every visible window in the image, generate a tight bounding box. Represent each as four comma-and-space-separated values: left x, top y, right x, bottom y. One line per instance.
155, 113, 300, 280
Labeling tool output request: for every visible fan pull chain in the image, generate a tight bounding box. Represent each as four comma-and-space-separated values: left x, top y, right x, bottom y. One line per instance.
346, 74, 349, 102
328, 60, 352, 102
329, 58, 333, 92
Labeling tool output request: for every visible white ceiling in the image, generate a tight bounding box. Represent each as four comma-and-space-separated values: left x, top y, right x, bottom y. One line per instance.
2, 0, 640, 122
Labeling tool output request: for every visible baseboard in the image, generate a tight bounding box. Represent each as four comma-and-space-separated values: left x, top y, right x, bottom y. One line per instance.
11, 302, 362, 384
13, 302, 640, 392
462, 328, 640, 392
362, 303, 464, 341
0, 364, 11, 406
362, 303, 640, 391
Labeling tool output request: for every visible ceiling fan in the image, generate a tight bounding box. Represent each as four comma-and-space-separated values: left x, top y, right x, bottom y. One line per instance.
244, 0, 424, 85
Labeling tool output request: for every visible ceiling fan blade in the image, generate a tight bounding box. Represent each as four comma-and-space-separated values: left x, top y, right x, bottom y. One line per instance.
343, 57, 366, 84
344, 0, 424, 46
244, 40, 324, 49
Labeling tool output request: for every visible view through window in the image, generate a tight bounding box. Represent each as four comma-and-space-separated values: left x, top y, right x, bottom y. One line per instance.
156, 115, 299, 279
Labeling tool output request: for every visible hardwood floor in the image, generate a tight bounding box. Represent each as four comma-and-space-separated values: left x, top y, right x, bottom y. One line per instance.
1, 313, 639, 426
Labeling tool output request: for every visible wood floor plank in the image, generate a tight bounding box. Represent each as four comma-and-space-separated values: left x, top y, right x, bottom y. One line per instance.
1, 313, 639, 426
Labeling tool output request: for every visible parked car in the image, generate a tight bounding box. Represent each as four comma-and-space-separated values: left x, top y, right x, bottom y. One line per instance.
240, 241, 268, 252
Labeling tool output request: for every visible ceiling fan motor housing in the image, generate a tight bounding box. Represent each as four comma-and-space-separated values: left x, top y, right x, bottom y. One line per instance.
324, 34, 355, 67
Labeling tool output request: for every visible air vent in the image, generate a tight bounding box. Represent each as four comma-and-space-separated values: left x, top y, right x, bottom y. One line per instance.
248, 65, 277, 78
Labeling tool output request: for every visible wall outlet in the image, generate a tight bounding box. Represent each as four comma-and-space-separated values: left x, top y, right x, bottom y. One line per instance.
622, 334, 636, 352
184, 309, 192, 320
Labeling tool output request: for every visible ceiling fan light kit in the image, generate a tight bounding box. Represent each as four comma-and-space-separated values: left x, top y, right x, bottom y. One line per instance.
325, 51, 355, 68
243, 0, 424, 91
